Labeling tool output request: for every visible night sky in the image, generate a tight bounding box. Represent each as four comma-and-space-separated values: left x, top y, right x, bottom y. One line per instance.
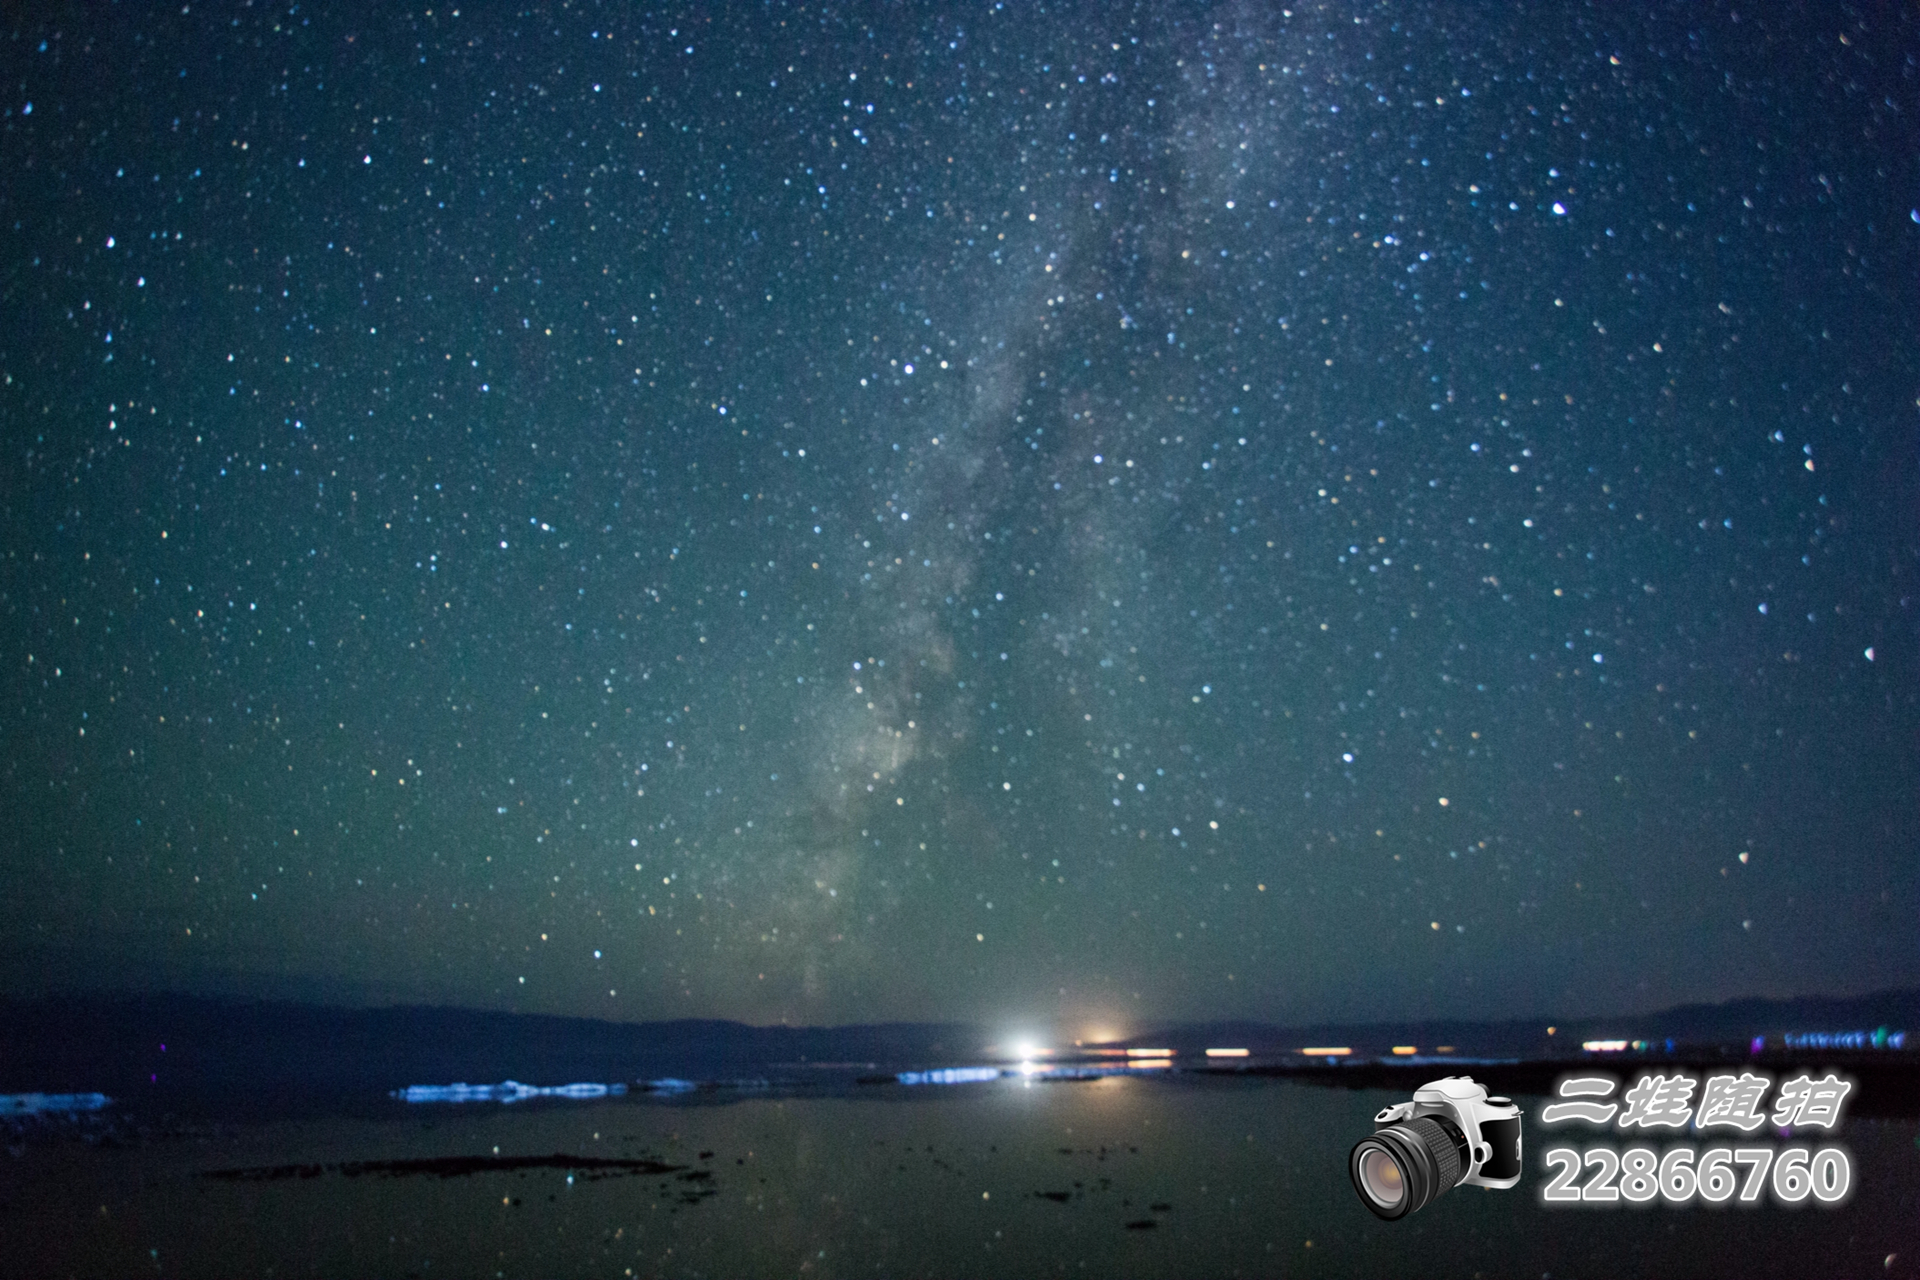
2, 2, 1914, 1035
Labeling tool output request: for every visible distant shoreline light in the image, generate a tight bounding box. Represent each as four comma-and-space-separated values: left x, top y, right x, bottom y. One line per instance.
397, 1081, 628, 1104
897, 1067, 1002, 1087
1204, 1048, 1249, 1058
1782, 1029, 1906, 1050
1300, 1047, 1351, 1057
0, 1092, 111, 1116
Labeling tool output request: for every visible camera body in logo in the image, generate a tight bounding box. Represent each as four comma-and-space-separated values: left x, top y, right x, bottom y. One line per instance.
1350, 1076, 1523, 1219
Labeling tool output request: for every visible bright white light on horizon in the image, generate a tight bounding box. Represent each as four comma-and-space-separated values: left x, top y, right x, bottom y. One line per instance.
1003, 1030, 1056, 1061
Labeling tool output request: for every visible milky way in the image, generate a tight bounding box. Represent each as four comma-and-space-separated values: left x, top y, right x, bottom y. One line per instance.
2, 2, 1912, 1030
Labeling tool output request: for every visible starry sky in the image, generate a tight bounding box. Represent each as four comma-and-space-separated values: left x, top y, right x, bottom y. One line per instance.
2, 1, 1914, 1034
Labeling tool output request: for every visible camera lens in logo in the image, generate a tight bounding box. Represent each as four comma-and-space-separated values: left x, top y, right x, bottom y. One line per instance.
1355, 1147, 1406, 1208
1349, 1116, 1468, 1219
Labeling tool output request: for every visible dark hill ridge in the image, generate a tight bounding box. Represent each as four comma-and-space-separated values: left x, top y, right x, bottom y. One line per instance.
1, 989, 1912, 1117
1118, 988, 1920, 1060
0, 993, 982, 1108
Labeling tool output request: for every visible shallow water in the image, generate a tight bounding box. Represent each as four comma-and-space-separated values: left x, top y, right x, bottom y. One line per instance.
3, 1077, 1914, 1278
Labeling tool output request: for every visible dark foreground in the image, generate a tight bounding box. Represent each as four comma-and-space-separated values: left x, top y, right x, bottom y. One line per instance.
3, 1074, 1915, 1279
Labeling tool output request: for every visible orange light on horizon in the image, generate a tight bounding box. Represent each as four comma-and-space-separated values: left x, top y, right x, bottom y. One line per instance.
1204, 1048, 1250, 1058
1126, 1048, 1174, 1058
1300, 1047, 1351, 1057
1582, 1039, 1629, 1052
1128, 1057, 1174, 1069
1390, 1046, 1418, 1056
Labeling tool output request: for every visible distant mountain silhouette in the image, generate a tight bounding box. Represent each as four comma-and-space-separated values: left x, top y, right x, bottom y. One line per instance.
1116, 988, 1920, 1059
2, 988, 1912, 1118
0, 992, 983, 1113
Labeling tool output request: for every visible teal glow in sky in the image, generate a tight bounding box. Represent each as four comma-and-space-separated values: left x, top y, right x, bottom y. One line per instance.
2, 1, 1913, 1029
